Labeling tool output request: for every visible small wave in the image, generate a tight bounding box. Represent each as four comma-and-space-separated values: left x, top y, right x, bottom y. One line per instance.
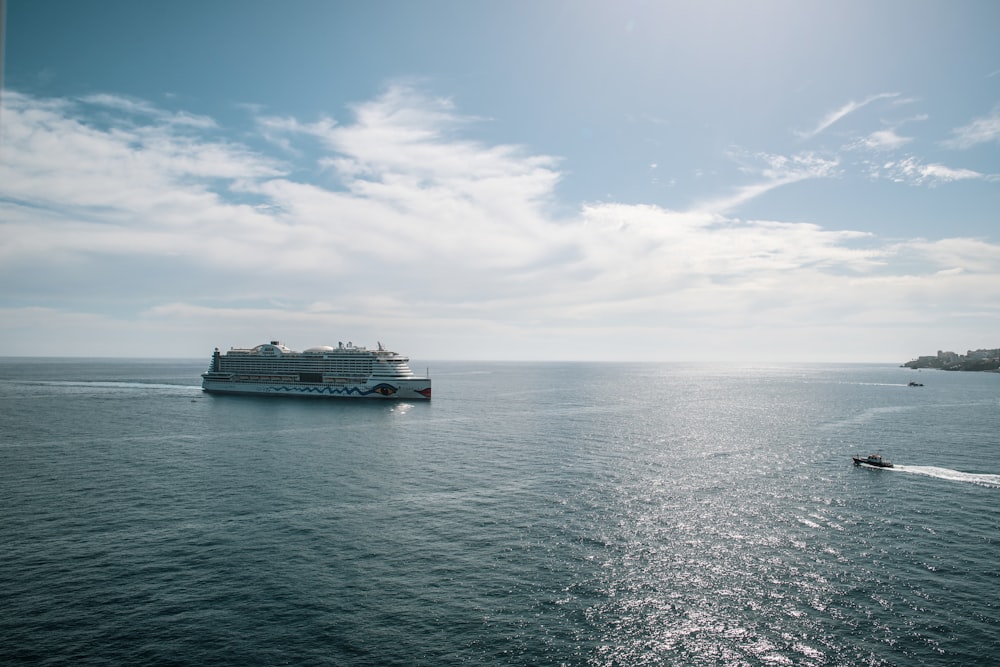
894, 465, 1000, 488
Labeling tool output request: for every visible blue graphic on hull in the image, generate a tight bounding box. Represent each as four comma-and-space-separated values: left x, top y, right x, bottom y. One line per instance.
266, 383, 399, 397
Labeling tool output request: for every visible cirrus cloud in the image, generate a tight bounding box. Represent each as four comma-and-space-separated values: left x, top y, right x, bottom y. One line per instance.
942, 106, 1000, 149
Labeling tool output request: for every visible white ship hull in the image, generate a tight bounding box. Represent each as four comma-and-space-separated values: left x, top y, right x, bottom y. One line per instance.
201, 377, 431, 399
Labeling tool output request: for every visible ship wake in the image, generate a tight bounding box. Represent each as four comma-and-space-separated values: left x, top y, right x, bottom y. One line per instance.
893, 465, 1000, 488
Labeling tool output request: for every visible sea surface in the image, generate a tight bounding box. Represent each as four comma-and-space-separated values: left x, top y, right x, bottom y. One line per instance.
1, 359, 998, 666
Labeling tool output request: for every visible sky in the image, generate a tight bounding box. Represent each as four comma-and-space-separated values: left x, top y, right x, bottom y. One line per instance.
1, 0, 998, 362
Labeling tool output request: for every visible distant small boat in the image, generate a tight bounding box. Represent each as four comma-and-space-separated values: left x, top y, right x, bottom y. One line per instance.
853, 454, 893, 468
908, 381, 924, 387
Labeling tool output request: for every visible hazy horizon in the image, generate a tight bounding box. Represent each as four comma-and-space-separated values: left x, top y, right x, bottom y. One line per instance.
0, 353, 971, 365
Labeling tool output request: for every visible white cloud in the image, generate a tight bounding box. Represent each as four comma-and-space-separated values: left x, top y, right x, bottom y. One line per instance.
873, 156, 985, 186
0, 91, 281, 218
941, 106, 1000, 149
708, 150, 840, 213
797, 92, 899, 139
80, 92, 218, 129
2, 87, 999, 360
860, 128, 912, 151
902, 237, 1000, 273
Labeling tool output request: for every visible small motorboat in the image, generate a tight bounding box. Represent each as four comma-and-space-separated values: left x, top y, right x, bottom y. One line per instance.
853, 453, 893, 468
908, 381, 924, 387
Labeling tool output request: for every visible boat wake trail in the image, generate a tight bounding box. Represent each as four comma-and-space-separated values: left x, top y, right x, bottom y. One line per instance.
44, 381, 200, 391
893, 465, 1000, 488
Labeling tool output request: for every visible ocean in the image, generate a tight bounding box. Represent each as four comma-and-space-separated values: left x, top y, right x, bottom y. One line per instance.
1, 359, 998, 666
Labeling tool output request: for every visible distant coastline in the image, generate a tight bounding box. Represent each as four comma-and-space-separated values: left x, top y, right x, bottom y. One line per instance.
903, 347, 1000, 372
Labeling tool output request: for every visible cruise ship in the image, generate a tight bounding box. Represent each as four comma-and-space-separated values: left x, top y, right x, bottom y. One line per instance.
201, 340, 431, 399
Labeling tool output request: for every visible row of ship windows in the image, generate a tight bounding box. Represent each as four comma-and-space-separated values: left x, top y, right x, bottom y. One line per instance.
221, 355, 406, 365
218, 360, 409, 370
221, 358, 375, 364
219, 368, 410, 374
224, 353, 405, 362
230, 375, 367, 384
220, 363, 375, 371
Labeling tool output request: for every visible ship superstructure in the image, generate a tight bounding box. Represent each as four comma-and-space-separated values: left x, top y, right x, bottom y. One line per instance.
201, 340, 431, 399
